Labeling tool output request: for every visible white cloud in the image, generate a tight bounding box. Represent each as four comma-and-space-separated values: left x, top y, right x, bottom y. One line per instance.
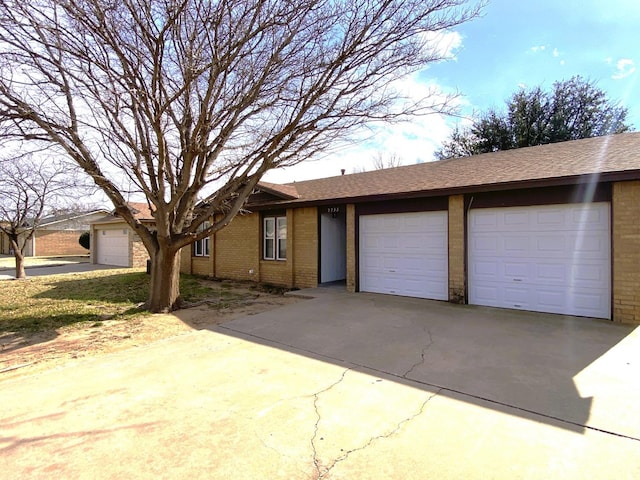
530, 45, 546, 53
420, 30, 463, 60
612, 58, 636, 80
552, 48, 560, 57
262, 74, 465, 184
263, 30, 469, 184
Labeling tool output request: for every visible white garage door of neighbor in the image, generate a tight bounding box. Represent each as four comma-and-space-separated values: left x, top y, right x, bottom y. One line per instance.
97, 229, 130, 267
469, 202, 611, 319
359, 211, 448, 300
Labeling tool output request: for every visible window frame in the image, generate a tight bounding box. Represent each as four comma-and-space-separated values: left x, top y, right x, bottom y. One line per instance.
193, 221, 211, 257
263, 215, 286, 261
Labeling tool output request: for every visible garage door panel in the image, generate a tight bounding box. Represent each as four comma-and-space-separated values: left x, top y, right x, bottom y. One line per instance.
96, 228, 129, 267
572, 264, 608, 283
503, 285, 530, 305
471, 260, 499, 279
570, 206, 608, 227
402, 235, 424, 249
570, 235, 609, 256
360, 255, 384, 271
504, 235, 532, 254
504, 211, 530, 226
471, 236, 499, 254
360, 212, 448, 301
536, 209, 565, 226
535, 263, 566, 283
536, 235, 566, 253
537, 289, 567, 309
470, 211, 499, 230
504, 262, 530, 279
573, 291, 608, 313
469, 203, 610, 319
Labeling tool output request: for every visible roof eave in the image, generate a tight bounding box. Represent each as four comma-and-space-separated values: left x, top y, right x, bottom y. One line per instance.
246, 169, 640, 210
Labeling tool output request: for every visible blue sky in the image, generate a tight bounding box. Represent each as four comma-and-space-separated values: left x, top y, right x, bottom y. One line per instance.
431, 0, 639, 124
264, 0, 639, 183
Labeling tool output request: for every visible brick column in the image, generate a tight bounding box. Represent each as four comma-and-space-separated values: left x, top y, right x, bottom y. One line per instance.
346, 204, 356, 293
613, 181, 640, 323
448, 195, 466, 303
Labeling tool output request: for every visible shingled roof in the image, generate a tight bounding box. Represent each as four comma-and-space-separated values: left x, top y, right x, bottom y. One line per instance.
91, 201, 155, 225
250, 133, 640, 207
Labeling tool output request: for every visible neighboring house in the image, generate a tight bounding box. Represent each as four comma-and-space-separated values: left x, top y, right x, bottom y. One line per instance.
181, 132, 640, 324
90, 203, 152, 267
1, 210, 109, 256
0, 222, 9, 255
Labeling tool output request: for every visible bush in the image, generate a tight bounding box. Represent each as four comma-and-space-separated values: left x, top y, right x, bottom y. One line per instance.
79, 231, 90, 250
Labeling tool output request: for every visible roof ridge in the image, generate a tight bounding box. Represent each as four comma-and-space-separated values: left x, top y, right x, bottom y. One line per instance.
253, 133, 640, 206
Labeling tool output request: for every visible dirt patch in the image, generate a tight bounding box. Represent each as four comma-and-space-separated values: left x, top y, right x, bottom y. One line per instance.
0, 280, 302, 381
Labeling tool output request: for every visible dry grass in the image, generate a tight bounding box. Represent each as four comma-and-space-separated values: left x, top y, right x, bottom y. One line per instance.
0, 269, 216, 334
0, 270, 299, 379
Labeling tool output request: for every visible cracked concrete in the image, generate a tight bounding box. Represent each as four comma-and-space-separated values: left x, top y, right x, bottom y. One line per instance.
310, 368, 351, 479
402, 328, 433, 379
312, 385, 442, 480
2, 291, 640, 479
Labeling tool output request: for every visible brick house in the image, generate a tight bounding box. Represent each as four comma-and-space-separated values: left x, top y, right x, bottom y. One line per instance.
181, 133, 640, 324
90, 203, 152, 267
0, 210, 109, 257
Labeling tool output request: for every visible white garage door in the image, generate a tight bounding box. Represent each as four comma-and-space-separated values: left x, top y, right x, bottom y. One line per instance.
469, 203, 611, 319
96, 229, 130, 267
359, 211, 448, 300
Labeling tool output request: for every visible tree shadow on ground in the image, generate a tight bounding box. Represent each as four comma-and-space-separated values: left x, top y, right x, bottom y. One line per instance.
0, 330, 59, 357
204, 290, 640, 438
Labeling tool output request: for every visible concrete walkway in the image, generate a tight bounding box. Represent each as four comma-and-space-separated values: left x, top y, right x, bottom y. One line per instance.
1, 289, 639, 479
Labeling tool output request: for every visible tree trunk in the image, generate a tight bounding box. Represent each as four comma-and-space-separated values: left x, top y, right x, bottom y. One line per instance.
146, 246, 181, 313
14, 251, 26, 279
9, 237, 26, 279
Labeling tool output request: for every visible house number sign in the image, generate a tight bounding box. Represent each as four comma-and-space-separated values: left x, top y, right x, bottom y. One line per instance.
326, 207, 341, 214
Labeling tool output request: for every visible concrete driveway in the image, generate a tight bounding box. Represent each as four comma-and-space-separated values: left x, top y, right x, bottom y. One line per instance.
0, 262, 119, 280
1, 288, 639, 479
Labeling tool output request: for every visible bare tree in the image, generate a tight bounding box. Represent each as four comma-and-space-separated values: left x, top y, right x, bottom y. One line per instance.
0, 155, 72, 278
371, 151, 403, 170
0, 0, 481, 312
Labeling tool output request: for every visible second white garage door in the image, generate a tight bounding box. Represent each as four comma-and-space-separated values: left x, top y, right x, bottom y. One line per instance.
468, 203, 611, 319
96, 229, 130, 267
359, 211, 448, 300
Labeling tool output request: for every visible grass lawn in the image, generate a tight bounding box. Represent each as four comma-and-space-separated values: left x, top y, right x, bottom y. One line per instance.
0, 269, 217, 334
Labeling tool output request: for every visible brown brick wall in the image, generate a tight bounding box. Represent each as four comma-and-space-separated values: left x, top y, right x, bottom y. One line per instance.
191, 256, 212, 276
260, 260, 290, 286
215, 213, 260, 281
291, 207, 318, 288
448, 195, 465, 303
130, 233, 150, 268
34, 230, 88, 256
179, 237, 213, 276
346, 204, 356, 293
612, 181, 640, 324
178, 208, 319, 289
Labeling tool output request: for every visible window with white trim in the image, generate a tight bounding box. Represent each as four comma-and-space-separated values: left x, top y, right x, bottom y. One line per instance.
193, 222, 210, 257
263, 216, 286, 260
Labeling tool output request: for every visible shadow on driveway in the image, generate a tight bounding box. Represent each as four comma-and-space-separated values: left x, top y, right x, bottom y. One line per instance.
206, 288, 639, 439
